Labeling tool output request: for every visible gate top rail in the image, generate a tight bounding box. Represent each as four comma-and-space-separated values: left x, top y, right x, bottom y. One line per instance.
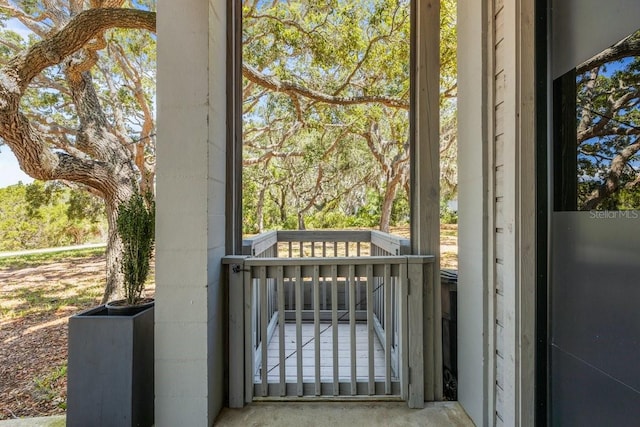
238, 255, 434, 267
241, 230, 411, 257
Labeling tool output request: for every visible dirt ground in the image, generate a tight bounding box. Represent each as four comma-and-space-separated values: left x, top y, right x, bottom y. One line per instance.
0, 227, 456, 420
0, 256, 108, 420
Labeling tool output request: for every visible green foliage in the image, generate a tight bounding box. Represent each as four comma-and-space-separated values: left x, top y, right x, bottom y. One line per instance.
440, 200, 458, 225
242, 0, 458, 231
66, 189, 105, 223
391, 191, 410, 224
116, 192, 155, 305
0, 182, 107, 251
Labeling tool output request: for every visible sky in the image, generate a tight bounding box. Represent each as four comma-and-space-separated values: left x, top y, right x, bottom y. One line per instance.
0, 19, 36, 189
0, 149, 33, 188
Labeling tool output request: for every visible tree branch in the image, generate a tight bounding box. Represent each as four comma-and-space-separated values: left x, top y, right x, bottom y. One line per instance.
577, 34, 640, 73
583, 136, 640, 210
243, 63, 409, 110
0, 7, 154, 194
5, 8, 155, 93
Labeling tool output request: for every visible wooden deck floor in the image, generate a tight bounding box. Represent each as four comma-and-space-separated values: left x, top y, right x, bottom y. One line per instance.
260, 322, 392, 383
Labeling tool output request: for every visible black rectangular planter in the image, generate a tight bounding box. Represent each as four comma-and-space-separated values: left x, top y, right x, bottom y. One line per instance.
67, 304, 154, 427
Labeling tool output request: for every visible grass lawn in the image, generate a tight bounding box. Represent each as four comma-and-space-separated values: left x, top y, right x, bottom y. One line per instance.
0, 247, 106, 271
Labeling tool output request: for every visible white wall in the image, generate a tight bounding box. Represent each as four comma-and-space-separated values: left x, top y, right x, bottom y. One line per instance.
456, 0, 488, 424
457, 1, 537, 425
156, 0, 227, 425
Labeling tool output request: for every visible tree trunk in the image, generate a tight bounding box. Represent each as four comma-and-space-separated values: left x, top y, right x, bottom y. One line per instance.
278, 188, 287, 223
103, 200, 125, 303
100, 176, 137, 303
380, 175, 401, 233
256, 187, 266, 233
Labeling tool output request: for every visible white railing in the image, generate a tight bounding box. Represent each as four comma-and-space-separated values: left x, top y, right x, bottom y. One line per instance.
241, 230, 411, 257
224, 230, 433, 408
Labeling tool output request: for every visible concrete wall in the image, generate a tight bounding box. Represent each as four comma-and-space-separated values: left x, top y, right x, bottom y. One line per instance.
207, 0, 228, 420
156, 0, 227, 425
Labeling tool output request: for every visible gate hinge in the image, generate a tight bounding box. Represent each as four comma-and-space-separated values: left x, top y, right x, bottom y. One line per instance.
232, 264, 250, 273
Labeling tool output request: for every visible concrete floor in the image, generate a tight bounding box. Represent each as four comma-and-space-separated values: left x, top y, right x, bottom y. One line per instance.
0, 402, 474, 426
214, 401, 475, 427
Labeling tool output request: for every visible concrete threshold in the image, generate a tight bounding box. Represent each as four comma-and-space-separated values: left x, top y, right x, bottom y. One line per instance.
0, 416, 65, 427
214, 401, 475, 427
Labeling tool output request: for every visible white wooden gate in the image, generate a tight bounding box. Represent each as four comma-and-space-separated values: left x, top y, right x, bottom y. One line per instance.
223, 231, 434, 408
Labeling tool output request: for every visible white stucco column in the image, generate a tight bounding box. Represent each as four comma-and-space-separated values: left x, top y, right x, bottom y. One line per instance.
457, 0, 488, 425
156, 0, 227, 425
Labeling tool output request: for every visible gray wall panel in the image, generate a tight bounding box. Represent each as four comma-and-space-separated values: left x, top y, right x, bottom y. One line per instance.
551, 212, 640, 424
551, 212, 640, 389
551, 0, 640, 78
551, 346, 640, 427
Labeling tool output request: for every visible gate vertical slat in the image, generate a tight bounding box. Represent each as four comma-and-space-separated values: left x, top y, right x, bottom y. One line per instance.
313, 265, 321, 396
349, 264, 356, 395
407, 257, 425, 407
331, 265, 339, 395
366, 264, 375, 395
384, 263, 392, 394
295, 266, 303, 397
322, 277, 327, 311
399, 261, 409, 401
227, 257, 246, 407
259, 266, 268, 396
356, 274, 361, 314
245, 266, 254, 404
277, 266, 285, 395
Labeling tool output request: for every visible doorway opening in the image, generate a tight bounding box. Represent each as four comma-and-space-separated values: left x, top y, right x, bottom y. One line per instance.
226, 0, 457, 405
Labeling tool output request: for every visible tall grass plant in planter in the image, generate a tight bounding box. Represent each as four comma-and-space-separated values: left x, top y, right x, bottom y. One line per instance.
67, 192, 156, 427
106, 192, 155, 315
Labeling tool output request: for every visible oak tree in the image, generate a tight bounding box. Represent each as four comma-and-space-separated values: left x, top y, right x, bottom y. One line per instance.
576, 28, 640, 210
0, 1, 155, 301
